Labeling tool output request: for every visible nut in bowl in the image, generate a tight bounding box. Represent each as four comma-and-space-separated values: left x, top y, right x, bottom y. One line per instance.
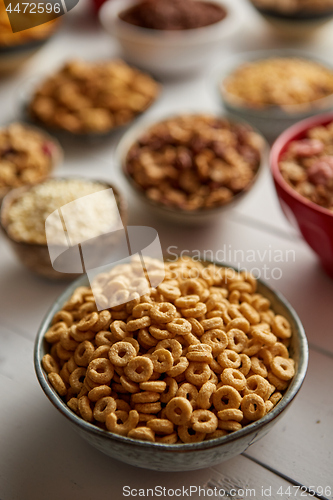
0, 177, 127, 279
34, 257, 308, 471
217, 51, 333, 143
118, 113, 267, 225
99, 0, 240, 77
271, 112, 333, 279
27, 59, 161, 141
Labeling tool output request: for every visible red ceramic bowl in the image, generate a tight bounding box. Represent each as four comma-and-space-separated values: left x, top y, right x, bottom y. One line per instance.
271, 112, 333, 279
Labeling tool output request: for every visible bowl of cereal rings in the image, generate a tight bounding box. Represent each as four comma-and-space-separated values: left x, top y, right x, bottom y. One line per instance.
271, 112, 333, 279
118, 113, 267, 225
34, 257, 308, 471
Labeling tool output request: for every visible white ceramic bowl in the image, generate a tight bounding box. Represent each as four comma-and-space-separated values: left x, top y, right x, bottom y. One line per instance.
99, 0, 241, 77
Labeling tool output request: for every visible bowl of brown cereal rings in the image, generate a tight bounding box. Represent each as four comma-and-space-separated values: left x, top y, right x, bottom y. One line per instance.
118, 113, 268, 225
34, 257, 308, 471
216, 50, 333, 143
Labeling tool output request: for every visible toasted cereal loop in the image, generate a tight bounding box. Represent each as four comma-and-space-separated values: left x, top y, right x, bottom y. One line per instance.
43, 257, 295, 443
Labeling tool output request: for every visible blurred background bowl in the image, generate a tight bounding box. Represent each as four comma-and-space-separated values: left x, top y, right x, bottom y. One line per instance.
34, 260, 308, 471
117, 113, 268, 226
0, 177, 127, 279
271, 112, 333, 279
215, 50, 333, 144
99, 0, 241, 78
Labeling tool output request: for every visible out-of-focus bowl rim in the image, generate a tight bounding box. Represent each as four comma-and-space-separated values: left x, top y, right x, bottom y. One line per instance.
34, 260, 308, 453
249, 1, 333, 20
271, 111, 333, 219
117, 112, 268, 218
216, 49, 333, 120
100, 0, 239, 42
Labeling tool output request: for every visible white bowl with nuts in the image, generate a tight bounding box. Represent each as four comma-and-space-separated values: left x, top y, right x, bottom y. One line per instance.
117, 113, 267, 225
99, 0, 241, 77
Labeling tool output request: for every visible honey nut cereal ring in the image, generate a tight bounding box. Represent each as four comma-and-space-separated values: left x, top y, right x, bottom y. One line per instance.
93, 397, 116, 422
122, 337, 140, 354
149, 325, 172, 340
124, 356, 154, 383
132, 303, 153, 319
120, 375, 140, 394
67, 356, 78, 374
220, 368, 246, 391
165, 397, 193, 425
77, 312, 99, 332
206, 429, 228, 440
78, 396, 94, 422
209, 357, 223, 375
95, 330, 113, 347
70, 325, 95, 343
155, 432, 178, 444
131, 391, 160, 404
272, 315, 292, 339
147, 418, 174, 435
242, 339, 263, 357
238, 354, 251, 376
45, 322, 68, 343
241, 394, 266, 421
88, 385, 112, 402
127, 316, 151, 332
42, 354, 59, 374
212, 385, 242, 411
140, 381, 167, 392
93, 310, 112, 331
251, 357, 268, 378
201, 329, 228, 356
251, 327, 277, 347
166, 318, 192, 336
59, 362, 71, 384
60, 329, 78, 352
186, 344, 213, 363
197, 381, 216, 410
110, 320, 128, 341
227, 305, 243, 320
128, 427, 155, 442
229, 290, 241, 304
257, 348, 273, 367
138, 413, 156, 423
151, 348, 174, 373
160, 377, 178, 404
185, 362, 211, 387
109, 342, 137, 367
270, 391, 283, 406
218, 420, 242, 432
271, 356, 295, 381
227, 328, 248, 353
265, 400, 274, 413
176, 382, 198, 409
200, 317, 223, 331
90, 345, 110, 361
268, 342, 289, 359
244, 375, 270, 400
239, 302, 260, 325
106, 409, 139, 436
67, 397, 79, 413
156, 339, 182, 362
74, 341, 95, 367
69, 367, 86, 393
180, 279, 204, 298
157, 283, 181, 301
187, 317, 205, 336
52, 311, 73, 327
191, 410, 218, 433
138, 328, 158, 348
111, 311, 128, 321
177, 425, 206, 444
134, 402, 162, 414
125, 295, 141, 314
56, 342, 72, 361
218, 349, 241, 369
150, 303, 177, 324
87, 358, 114, 384
183, 333, 201, 346
116, 399, 131, 412
166, 356, 189, 377
217, 409, 243, 422
48, 372, 67, 396
181, 302, 207, 319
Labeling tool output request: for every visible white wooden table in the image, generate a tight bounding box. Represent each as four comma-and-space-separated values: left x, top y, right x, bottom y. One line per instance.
0, 1, 333, 498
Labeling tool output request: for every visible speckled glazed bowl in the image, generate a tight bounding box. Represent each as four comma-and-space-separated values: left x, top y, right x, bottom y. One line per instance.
34, 262, 308, 471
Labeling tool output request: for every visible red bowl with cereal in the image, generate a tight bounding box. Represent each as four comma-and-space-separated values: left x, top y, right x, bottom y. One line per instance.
271, 112, 333, 278
118, 113, 267, 224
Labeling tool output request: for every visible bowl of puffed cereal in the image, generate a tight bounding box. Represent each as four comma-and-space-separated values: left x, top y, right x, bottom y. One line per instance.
0, 177, 127, 279
217, 51, 333, 142
118, 113, 267, 225
25, 59, 161, 141
271, 112, 333, 279
34, 256, 308, 471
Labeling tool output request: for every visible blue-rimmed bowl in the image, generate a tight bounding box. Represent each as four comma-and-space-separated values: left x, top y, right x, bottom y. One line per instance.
34, 261, 308, 471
